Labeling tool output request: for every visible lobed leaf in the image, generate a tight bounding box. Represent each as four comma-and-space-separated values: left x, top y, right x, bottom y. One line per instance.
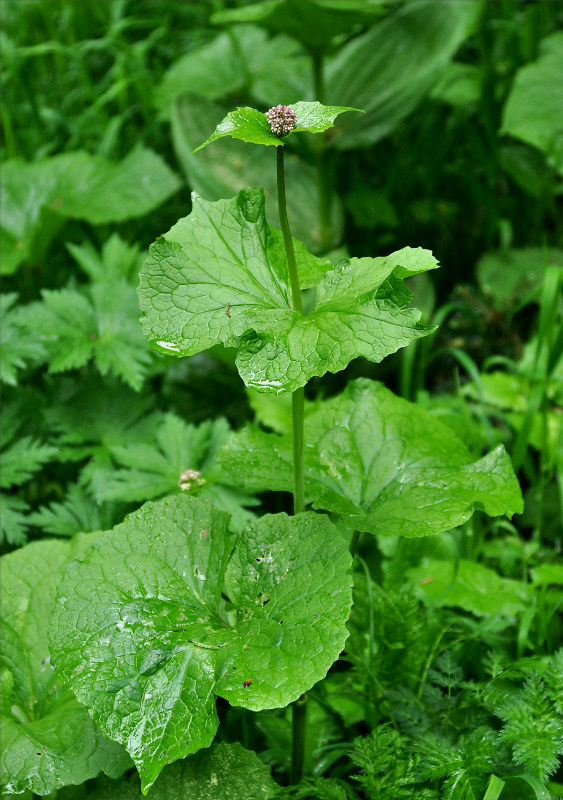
220, 379, 524, 536
0, 294, 47, 386
138, 189, 437, 393
48, 495, 352, 791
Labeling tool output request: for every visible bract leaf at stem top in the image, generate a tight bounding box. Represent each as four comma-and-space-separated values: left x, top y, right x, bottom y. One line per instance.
220, 378, 524, 536
48, 495, 352, 792
194, 101, 361, 151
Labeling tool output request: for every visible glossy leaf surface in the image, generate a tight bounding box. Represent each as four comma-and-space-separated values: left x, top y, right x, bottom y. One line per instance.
138, 188, 436, 393
49, 495, 352, 790
1, 541, 130, 796
88, 742, 277, 800
194, 102, 359, 151
220, 379, 524, 536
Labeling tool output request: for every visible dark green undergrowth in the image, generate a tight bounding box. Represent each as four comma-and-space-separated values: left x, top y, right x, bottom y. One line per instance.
1, 1, 562, 798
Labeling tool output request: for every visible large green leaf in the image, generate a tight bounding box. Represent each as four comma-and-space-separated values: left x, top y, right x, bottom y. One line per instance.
138, 188, 436, 393
0, 147, 181, 274
325, 1, 482, 150
476, 247, 563, 311
171, 94, 343, 251
220, 379, 523, 536
89, 742, 277, 799
48, 495, 352, 791
156, 26, 311, 115
0, 541, 130, 796
501, 32, 563, 175
211, 0, 387, 52
406, 558, 530, 617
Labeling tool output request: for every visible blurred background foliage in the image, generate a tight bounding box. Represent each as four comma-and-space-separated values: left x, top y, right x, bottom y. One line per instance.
1, 1, 562, 796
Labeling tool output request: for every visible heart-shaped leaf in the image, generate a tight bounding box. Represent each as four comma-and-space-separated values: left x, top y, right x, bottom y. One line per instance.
48, 495, 352, 791
138, 188, 437, 393
220, 378, 524, 536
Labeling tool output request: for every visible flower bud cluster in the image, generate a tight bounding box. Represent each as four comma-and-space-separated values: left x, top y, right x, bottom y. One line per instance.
266, 105, 297, 136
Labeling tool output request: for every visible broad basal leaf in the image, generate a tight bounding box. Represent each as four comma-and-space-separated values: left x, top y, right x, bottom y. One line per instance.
211, 0, 386, 52
476, 247, 563, 311
48, 495, 352, 791
156, 26, 311, 115
138, 188, 437, 393
1, 541, 130, 796
325, 0, 482, 150
220, 378, 523, 536
501, 32, 563, 175
194, 102, 360, 151
407, 558, 529, 617
97, 414, 259, 532
88, 742, 277, 800
1, 147, 181, 275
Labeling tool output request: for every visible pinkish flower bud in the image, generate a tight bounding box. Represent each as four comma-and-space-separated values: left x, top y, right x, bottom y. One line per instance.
266, 104, 297, 137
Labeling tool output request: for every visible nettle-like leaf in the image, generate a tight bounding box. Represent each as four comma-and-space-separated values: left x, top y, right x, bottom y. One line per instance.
138, 188, 436, 393
0, 435, 55, 491
22, 282, 152, 390
220, 379, 523, 536
27, 484, 116, 537
0, 294, 47, 386
98, 414, 259, 533
0, 494, 29, 547
494, 671, 563, 780
66, 232, 145, 284
0, 540, 130, 796
194, 102, 360, 151
88, 742, 277, 800
48, 494, 352, 791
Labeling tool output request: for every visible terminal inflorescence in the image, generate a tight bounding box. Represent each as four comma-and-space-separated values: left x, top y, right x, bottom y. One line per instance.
266, 104, 297, 136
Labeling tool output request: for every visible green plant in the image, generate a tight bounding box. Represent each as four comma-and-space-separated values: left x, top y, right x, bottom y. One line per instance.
2, 3, 561, 796
7, 100, 517, 797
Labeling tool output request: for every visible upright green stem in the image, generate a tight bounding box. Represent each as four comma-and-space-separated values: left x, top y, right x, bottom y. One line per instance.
277, 145, 305, 516
276, 144, 307, 781
277, 146, 303, 315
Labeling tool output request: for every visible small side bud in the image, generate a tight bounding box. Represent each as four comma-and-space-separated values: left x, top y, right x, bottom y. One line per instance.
266, 105, 297, 137
178, 469, 207, 492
